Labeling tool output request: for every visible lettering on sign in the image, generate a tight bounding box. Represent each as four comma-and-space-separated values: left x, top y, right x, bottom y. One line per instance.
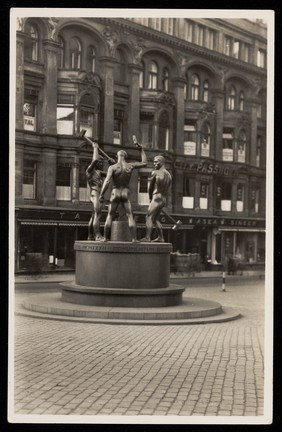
75, 243, 172, 254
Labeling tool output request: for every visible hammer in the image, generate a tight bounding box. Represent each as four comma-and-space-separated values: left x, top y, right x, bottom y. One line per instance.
161, 208, 182, 231
78, 129, 114, 162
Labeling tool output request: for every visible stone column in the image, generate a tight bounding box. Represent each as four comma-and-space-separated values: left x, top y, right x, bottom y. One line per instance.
42, 148, 57, 206
99, 57, 116, 144
15, 143, 24, 204
247, 98, 259, 166
172, 77, 186, 155
231, 181, 237, 213
72, 156, 80, 205
16, 32, 25, 130
128, 64, 142, 142
41, 39, 59, 135
211, 89, 225, 160
173, 168, 184, 213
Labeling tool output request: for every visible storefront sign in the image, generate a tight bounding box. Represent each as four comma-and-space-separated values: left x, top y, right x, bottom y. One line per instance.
174, 160, 238, 177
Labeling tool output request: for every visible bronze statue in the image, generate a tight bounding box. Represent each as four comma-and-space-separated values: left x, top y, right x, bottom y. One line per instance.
142, 155, 172, 242
86, 141, 115, 241
99, 139, 147, 242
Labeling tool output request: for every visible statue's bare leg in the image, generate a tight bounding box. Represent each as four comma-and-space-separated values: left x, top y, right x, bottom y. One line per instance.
123, 199, 138, 242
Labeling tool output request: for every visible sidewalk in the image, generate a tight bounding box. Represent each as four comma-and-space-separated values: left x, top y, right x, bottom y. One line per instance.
14, 270, 264, 284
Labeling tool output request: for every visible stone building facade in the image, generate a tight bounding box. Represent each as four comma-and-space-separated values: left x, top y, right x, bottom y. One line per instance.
14, 16, 267, 270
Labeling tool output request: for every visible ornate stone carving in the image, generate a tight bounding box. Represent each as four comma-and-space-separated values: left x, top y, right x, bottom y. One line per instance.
175, 51, 188, 68
128, 36, 146, 62
158, 92, 175, 106
82, 72, 103, 90
216, 66, 229, 85
199, 102, 216, 116
47, 17, 60, 40
16, 17, 24, 32
102, 26, 119, 56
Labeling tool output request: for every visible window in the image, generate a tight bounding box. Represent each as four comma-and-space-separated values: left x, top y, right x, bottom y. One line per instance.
58, 36, 65, 68
242, 44, 250, 62
237, 130, 246, 163
70, 37, 81, 69
158, 111, 170, 150
257, 49, 266, 68
251, 187, 260, 213
236, 183, 244, 212
206, 29, 215, 50
191, 74, 199, 100
233, 40, 240, 59
203, 80, 209, 102
184, 122, 197, 155
56, 165, 71, 201
140, 112, 154, 148
139, 61, 145, 88
79, 159, 90, 202
80, 93, 95, 138
162, 68, 169, 92
87, 46, 96, 73
185, 20, 193, 42
239, 91, 244, 112
57, 94, 75, 135
23, 160, 37, 199
23, 89, 38, 131
224, 36, 232, 56
163, 18, 174, 35
195, 25, 204, 46
113, 108, 124, 144
227, 86, 236, 110
114, 48, 127, 83
148, 61, 158, 89
222, 129, 234, 161
219, 182, 232, 211
256, 136, 262, 167
138, 172, 150, 205
200, 123, 211, 157
183, 177, 195, 209
200, 182, 208, 210
24, 23, 38, 61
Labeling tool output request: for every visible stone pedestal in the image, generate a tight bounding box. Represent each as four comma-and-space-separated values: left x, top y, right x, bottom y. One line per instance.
61, 241, 184, 307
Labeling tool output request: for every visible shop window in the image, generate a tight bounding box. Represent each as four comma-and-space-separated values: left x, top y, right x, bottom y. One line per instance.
158, 111, 170, 150
200, 122, 211, 157
23, 89, 38, 131
138, 172, 150, 205
237, 130, 246, 163
239, 91, 244, 111
256, 135, 262, 167
139, 61, 145, 88
70, 37, 81, 69
23, 160, 37, 199
200, 182, 208, 210
57, 94, 75, 135
87, 46, 96, 73
236, 183, 244, 212
184, 20, 193, 42
56, 165, 71, 201
148, 61, 158, 89
206, 29, 215, 50
183, 177, 195, 209
162, 68, 169, 92
191, 74, 199, 100
251, 187, 260, 213
24, 23, 38, 61
222, 129, 234, 161
217, 182, 232, 211
58, 36, 65, 68
257, 49, 266, 68
227, 86, 236, 110
224, 36, 232, 56
203, 80, 209, 102
140, 112, 154, 148
79, 159, 90, 202
184, 122, 197, 155
113, 108, 124, 144
79, 93, 95, 138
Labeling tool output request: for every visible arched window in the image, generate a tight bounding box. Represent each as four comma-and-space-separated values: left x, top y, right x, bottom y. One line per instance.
114, 48, 127, 84
227, 86, 236, 110
139, 61, 145, 88
58, 36, 65, 68
87, 46, 96, 73
239, 91, 244, 112
158, 111, 170, 150
162, 68, 169, 92
148, 61, 158, 89
200, 122, 211, 157
24, 23, 38, 61
237, 129, 246, 163
191, 74, 199, 100
70, 37, 81, 69
203, 80, 209, 102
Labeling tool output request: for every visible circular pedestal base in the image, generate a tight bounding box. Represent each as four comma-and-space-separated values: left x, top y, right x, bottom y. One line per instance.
61, 282, 184, 308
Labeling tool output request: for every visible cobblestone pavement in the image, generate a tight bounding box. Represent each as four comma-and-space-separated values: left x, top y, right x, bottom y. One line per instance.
12, 279, 267, 419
